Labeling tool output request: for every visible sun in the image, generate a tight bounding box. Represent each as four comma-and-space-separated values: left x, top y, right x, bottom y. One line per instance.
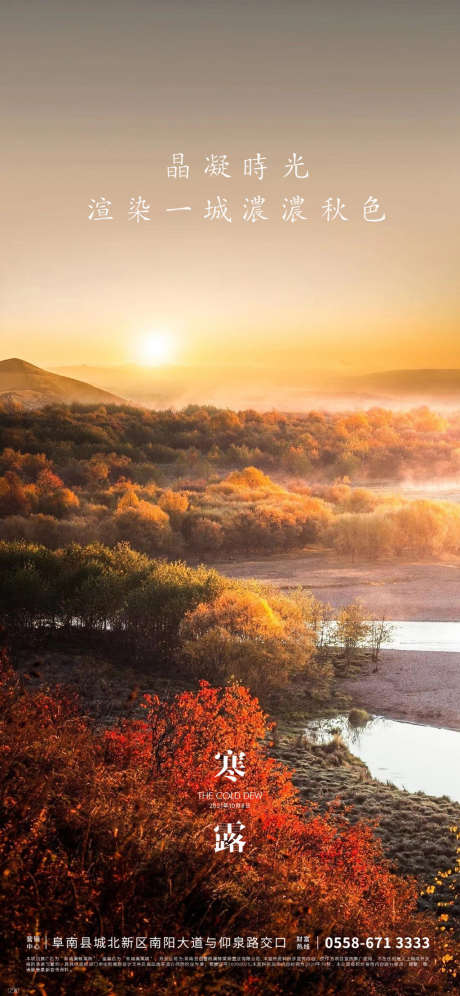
137, 332, 175, 366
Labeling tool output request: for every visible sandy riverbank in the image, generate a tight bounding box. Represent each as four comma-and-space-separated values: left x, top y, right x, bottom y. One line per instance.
213, 553, 460, 729
214, 553, 460, 620
339, 649, 460, 731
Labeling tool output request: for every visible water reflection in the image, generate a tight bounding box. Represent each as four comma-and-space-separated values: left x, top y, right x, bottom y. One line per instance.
380, 620, 460, 653
305, 714, 460, 802
323, 619, 460, 652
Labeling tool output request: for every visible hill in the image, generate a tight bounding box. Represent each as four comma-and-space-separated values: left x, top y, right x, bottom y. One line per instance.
0, 358, 127, 409
348, 368, 460, 397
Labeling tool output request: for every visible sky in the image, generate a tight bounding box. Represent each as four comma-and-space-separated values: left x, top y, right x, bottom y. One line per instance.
1, 0, 460, 376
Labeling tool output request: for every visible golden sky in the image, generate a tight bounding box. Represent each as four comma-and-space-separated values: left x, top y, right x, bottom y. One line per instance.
1, 0, 460, 374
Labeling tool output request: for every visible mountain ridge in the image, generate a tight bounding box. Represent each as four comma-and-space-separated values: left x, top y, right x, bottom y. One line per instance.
0, 358, 127, 409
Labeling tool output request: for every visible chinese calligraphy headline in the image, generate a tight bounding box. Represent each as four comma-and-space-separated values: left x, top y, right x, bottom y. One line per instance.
88, 152, 387, 224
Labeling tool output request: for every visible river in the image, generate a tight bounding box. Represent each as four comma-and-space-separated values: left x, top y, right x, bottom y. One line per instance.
305, 714, 460, 802
372, 620, 460, 653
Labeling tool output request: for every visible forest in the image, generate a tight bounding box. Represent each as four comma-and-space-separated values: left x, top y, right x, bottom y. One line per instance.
0, 402, 456, 480
1, 405, 460, 560
0, 540, 387, 706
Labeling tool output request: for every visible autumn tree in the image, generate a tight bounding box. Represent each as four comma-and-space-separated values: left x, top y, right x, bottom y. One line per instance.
330, 600, 370, 668
180, 586, 332, 702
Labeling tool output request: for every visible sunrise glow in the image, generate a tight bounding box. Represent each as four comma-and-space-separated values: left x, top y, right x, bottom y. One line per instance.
137, 332, 176, 366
